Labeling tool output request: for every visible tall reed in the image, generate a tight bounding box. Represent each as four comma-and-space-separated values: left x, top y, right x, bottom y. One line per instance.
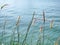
16, 16, 20, 45
42, 10, 45, 45
22, 12, 35, 45
10, 16, 20, 45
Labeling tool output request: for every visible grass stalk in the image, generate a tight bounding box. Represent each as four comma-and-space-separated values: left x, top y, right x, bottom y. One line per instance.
22, 12, 35, 45
42, 10, 45, 45
16, 16, 20, 45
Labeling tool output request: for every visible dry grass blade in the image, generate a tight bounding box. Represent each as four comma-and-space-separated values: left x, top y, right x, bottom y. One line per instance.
50, 19, 54, 29
22, 12, 35, 45
16, 16, 20, 26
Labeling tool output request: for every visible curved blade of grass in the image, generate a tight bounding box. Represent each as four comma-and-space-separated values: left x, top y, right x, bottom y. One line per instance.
1, 4, 8, 9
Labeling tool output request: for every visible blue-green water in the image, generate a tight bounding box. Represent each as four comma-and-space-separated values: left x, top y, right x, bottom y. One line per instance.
0, 0, 60, 45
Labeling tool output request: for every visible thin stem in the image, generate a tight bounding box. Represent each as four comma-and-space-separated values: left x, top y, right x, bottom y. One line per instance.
42, 10, 45, 45
16, 16, 20, 45
22, 12, 35, 45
